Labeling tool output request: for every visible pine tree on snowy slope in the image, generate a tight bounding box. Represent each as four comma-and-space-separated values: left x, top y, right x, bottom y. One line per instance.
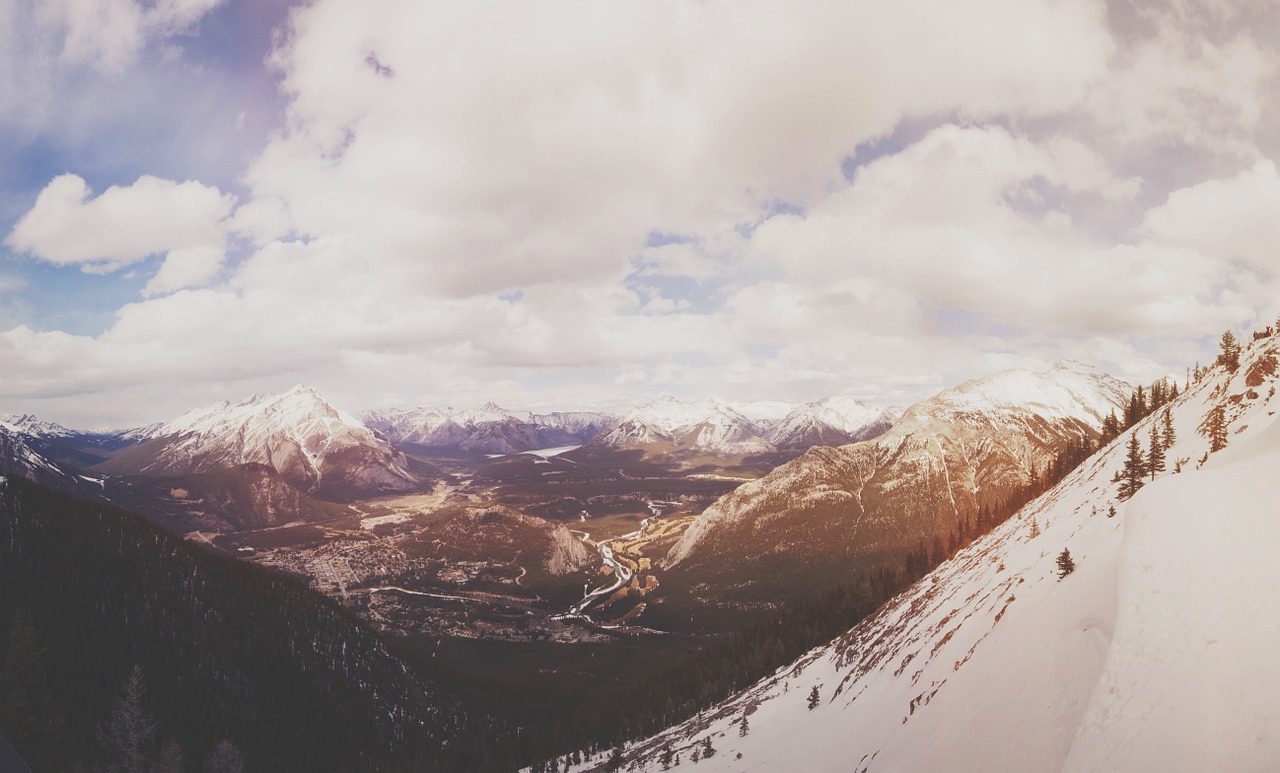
1119, 433, 1146, 500
1201, 405, 1229, 453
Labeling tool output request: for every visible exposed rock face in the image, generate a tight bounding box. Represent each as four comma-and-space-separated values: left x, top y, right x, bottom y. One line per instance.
546, 524, 594, 576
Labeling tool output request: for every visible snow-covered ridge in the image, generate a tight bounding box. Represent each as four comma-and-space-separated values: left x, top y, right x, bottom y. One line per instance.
590, 395, 776, 455
104, 385, 416, 496
0, 422, 76, 485
363, 403, 615, 453
766, 396, 903, 449
0, 413, 76, 438
665, 360, 1130, 568
925, 359, 1130, 426
607, 337, 1280, 772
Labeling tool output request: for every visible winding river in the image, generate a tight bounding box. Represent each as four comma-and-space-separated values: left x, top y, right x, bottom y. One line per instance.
557, 500, 676, 622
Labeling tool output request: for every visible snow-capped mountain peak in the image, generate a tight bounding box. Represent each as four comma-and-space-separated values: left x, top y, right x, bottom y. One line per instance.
927, 359, 1130, 426
0, 413, 77, 439
100, 386, 416, 497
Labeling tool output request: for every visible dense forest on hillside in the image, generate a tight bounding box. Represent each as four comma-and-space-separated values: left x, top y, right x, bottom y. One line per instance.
0, 475, 504, 772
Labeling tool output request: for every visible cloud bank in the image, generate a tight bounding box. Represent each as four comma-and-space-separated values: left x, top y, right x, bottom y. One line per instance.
4, 0, 1280, 427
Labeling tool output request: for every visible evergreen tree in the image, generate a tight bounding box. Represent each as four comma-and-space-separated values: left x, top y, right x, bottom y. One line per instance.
1100, 411, 1121, 446
1056, 548, 1075, 579
604, 745, 624, 772
203, 739, 246, 773
660, 745, 674, 770
1118, 433, 1145, 500
702, 736, 715, 758
807, 686, 820, 710
1125, 385, 1148, 426
1147, 422, 1165, 480
1201, 405, 1229, 452
1161, 408, 1176, 450
0, 610, 67, 772
739, 714, 749, 737
98, 666, 156, 773
1217, 330, 1241, 372
155, 740, 186, 773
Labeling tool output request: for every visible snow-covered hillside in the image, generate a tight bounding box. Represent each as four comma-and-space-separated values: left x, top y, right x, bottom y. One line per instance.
0, 421, 98, 491
100, 385, 417, 497
598, 339, 1280, 772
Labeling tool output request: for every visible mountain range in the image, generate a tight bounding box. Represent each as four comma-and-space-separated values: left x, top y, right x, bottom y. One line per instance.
363, 403, 616, 454
585, 395, 901, 458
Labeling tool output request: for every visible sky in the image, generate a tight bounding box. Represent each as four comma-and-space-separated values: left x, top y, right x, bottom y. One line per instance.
3, 0, 1280, 429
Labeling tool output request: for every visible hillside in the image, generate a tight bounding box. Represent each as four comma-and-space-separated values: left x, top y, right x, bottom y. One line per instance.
591, 335, 1280, 772
661, 361, 1129, 597
0, 475, 503, 771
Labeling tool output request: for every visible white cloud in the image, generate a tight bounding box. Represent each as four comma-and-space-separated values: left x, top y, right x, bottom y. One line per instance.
6, 174, 235, 271
35, 0, 224, 73
1142, 160, 1280, 272
142, 246, 226, 297
11, 0, 1280, 427
1085, 8, 1275, 154
239, 0, 1115, 299
743, 125, 1225, 335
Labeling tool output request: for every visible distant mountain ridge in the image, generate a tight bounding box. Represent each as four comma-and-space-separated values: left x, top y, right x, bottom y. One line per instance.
98, 385, 417, 499
0, 413, 77, 439
363, 403, 616, 454
584, 394, 903, 458
766, 396, 903, 450
588, 396, 775, 456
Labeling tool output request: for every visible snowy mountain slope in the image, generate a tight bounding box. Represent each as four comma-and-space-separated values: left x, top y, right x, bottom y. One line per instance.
363, 404, 614, 453
663, 361, 1130, 594
99, 385, 417, 498
588, 396, 776, 456
766, 396, 902, 449
0, 413, 76, 438
0, 421, 103, 492
600, 337, 1280, 772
